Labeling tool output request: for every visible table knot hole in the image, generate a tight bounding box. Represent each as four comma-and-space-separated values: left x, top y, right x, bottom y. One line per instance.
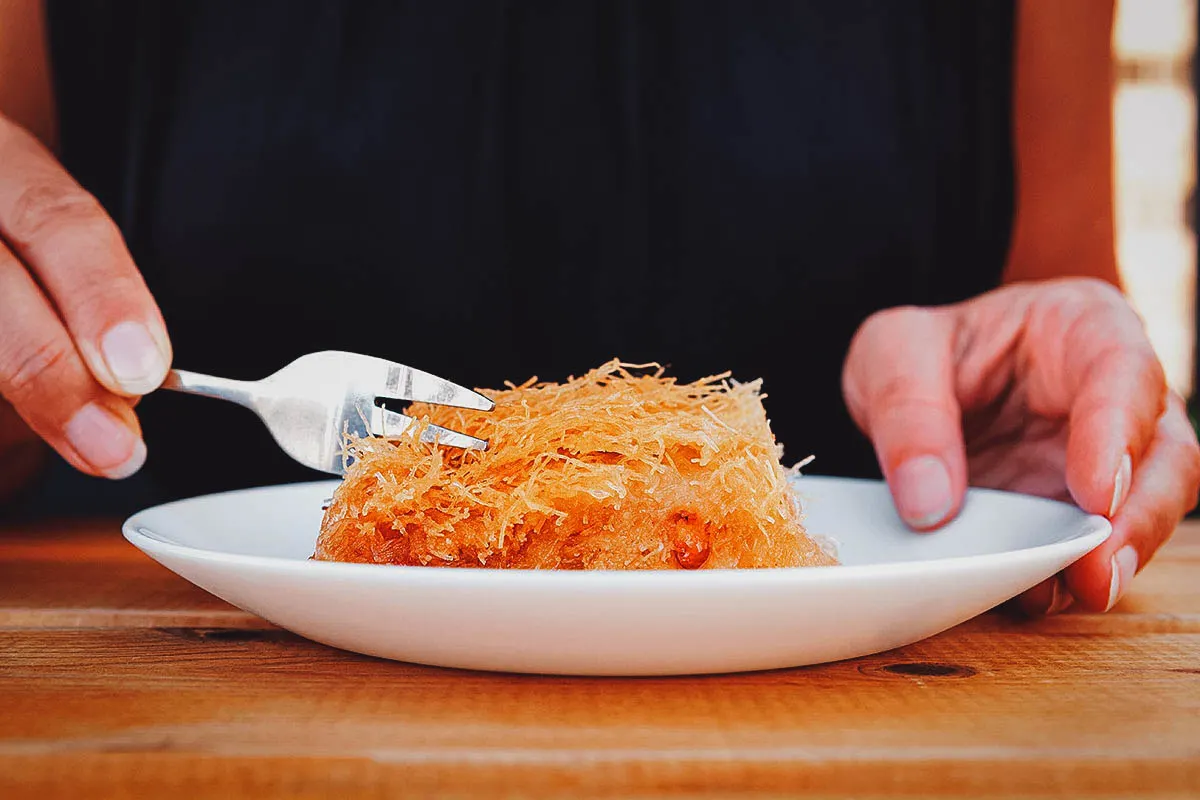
870, 661, 977, 679
158, 627, 283, 643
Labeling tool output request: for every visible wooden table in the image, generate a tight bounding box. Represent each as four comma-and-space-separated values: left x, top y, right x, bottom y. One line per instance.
0, 521, 1197, 800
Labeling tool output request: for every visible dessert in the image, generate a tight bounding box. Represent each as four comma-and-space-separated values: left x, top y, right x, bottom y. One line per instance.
313, 360, 836, 569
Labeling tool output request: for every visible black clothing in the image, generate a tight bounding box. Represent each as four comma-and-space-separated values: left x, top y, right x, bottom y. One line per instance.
39, 0, 1016, 512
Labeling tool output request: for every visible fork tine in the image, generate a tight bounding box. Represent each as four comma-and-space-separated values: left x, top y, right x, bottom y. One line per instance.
416, 424, 489, 451
379, 362, 495, 411
370, 405, 489, 451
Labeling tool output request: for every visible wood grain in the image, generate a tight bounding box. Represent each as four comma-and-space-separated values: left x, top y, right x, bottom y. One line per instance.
0, 520, 1197, 798
0, 522, 265, 629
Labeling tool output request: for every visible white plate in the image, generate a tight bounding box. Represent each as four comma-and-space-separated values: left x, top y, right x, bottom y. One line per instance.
123, 476, 1110, 676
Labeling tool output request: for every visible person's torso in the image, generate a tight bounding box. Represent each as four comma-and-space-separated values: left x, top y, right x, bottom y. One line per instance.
43, 0, 1015, 509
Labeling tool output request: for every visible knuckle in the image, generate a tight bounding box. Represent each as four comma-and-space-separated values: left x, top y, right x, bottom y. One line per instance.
1073, 311, 1163, 386
1052, 281, 1132, 341
1058, 276, 1125, 306
869, 375, 951, 418
849, 305, 927, 361
0, 337, 76, 406
1082, 276, 1124, 300
7, 182, 115, 251
62, 272, 146, 326
873, 376, 936, 412
861, 304, 925, 333
1073, 297, 1124, 338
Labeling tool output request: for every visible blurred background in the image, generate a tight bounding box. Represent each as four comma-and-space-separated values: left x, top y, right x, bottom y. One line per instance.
1112, 0, 1197, 407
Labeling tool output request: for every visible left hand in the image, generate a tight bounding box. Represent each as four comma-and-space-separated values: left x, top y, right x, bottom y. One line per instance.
842, 277, 1200, 614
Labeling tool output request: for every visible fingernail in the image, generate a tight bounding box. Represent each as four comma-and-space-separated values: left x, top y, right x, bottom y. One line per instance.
64, 403, 146, 479
1108, 452, 1132, 517
100, 321, 168, 395
1046, 578, 1074, 616
1105, 545, 1139, 611
893, 455, 953, 529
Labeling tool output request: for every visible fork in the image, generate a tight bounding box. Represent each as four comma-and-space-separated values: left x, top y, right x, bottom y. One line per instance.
160, 351, 494, 475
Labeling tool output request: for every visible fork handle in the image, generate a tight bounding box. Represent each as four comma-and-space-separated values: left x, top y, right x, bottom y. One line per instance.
162, 369, 257, 408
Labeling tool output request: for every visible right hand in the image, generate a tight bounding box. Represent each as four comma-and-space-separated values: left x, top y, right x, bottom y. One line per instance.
0, 113, 171, 491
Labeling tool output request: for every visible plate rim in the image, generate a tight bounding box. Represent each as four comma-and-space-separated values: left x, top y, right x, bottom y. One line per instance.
121, 477, 1113, 585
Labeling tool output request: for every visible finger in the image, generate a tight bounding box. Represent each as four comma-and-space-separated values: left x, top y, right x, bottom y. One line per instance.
1013, 575, 1075, 617
1063, 327, 1165, 517
0, 116, 171, 397
1027, 281, 1167, 517
0, 240, 145, 478
1063, 394, 1200, 611
842, 306, 967, 530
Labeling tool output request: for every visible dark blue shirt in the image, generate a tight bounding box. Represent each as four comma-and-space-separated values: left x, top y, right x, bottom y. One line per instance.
39, 0, 1015, 514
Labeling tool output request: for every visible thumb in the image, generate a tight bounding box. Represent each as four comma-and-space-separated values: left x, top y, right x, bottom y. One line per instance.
842, 306, 967, 530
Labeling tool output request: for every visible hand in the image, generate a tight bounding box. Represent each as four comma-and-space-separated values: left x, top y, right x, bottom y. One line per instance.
0, 113, 171, 494
842, 277, 1200, 614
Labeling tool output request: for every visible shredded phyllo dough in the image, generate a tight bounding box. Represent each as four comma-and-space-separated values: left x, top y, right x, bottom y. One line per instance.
313, 359, 837, 569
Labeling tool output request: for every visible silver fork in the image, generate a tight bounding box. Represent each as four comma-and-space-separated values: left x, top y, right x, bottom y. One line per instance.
161, 351, 494, 475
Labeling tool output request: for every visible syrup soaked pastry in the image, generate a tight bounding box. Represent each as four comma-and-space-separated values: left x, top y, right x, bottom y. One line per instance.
313, 360, 837, 569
